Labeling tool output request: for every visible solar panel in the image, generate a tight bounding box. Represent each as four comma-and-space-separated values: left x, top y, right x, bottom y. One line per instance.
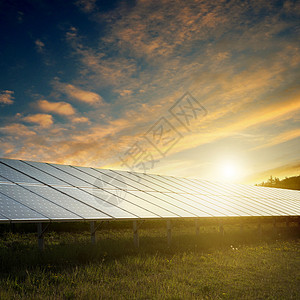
175, 176, 298, 215
147, 192, 212, 217
0, 158, 299, 224
0, 183, 83, 221
0, 160, 40, 185
25, 161, 93, 188
0, 191, 49, 222
124, 171, 173, 193
26, 185, 112, 220
0, 174, 9, 183
79, 168, 196, 217
0, 159, 66, 186
73, 167, 137, 191
56, 186, 141, 219
131, 173, 246, 216
88, 188, 160, 218
198, 180, 300, 214
45, 165, 185, 218
129, 191, 197, 218
94, 169, 154, 191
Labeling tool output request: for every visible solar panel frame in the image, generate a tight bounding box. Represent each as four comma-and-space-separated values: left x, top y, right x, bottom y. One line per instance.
73, 166, 187, 218
110, 169, 258, 217
146, 192, 213, 217
0, 212, 10, 223
58, 186, 149, 219
73, 167, 148, 191
161, 176, 272, 216
24, 161, 94, 188
26, 185, 113, 220
93, 169, 200, 218
71, 166, 128, 190
195, 179, 300, 214
0, 161, 41, 185
0, 158, 299, 224
109, 169, 171, 192
180, 177, 295, 215
228, 188, 300, 213
131, 172, 253, 217
28, 162, 174, 219
51, 165, 175, 218
123, 172, 238, 217
0, 161, 118, 220
22, 161, 144, 218
110, 172, 232, 216
231, 183, 300, 203
1, 159, 67, 186
150, 173, 297, 216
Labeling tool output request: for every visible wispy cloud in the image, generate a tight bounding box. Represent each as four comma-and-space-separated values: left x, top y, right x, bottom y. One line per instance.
75, 0, 96, 13
162, 94, 300, 157
0, 123, 36, 136
54, 80, 105, 106
23, 113, 53, 128
72, 116, 90, 124
1, 0, 299, 182
35, 39, 45, 53
251, 128, 300, 151
0, 90, 14, 105
65, 26, 137, 87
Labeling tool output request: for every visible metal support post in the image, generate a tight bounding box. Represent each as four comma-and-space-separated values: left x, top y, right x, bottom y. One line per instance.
273, 218, 277, 234
195, 219, 200, 236
133, 221, 139, 248
240, 223, 244, 233
257, 221, 262, 239
37, 223, 44, 251
219, 220, 224, 236
90, 221, 96, 244
167, 220, 172, 246
286, 218, 290, 228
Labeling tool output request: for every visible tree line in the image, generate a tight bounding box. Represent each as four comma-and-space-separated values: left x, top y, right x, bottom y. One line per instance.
255, 175, 300, 190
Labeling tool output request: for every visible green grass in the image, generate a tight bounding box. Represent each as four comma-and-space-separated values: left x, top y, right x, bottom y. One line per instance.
0, 222, 300, 299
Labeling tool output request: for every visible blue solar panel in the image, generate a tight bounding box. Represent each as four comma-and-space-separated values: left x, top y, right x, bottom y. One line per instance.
0, 158, 299, 223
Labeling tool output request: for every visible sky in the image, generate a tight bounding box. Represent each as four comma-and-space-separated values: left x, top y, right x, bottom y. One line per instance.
0, 0, 299, 184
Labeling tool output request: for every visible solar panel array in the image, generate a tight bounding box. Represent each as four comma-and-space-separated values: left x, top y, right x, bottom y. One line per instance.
0, 158, 299, 223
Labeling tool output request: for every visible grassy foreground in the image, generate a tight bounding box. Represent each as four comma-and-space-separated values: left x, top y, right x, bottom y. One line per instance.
0, 222, 300, 299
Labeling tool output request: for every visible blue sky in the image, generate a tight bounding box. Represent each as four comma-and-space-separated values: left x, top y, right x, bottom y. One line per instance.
0, 0, 299, 183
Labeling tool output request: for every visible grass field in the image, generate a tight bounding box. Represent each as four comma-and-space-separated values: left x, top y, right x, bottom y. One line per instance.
0, 221, 300, 299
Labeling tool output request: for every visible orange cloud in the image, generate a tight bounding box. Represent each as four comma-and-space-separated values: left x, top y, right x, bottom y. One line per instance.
165, 94, 300, 157
23, 113, 53, 128
119, 89, 133, 97
0, 141, 15, 155
0, 90, 14, 105
55, 81, 105, 105
72, 116, 90, 123
0, 123, 36, 136
229, 96, 300, 131
75, 0, 96, 13
37, 99, 76, 116
251, 128, 300, 151
35, 39, 45, 53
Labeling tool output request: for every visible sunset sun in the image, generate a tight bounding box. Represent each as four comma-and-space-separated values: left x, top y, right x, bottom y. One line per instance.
220, 161, 240, 181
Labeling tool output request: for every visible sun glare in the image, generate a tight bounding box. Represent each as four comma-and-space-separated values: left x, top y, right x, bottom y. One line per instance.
220, 161, 240, 181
